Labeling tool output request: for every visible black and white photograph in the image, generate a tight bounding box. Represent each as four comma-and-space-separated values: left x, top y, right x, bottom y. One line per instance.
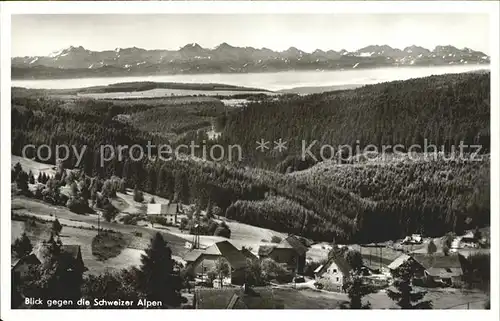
1, 1, 498, 315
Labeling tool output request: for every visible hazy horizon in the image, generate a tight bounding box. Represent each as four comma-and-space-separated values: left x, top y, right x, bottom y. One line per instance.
12, 14, 490, 57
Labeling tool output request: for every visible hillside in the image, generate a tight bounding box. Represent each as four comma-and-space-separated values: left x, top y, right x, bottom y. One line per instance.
12, 43, 489, 79
10, 72, 490, 243
218, 72, 490, 169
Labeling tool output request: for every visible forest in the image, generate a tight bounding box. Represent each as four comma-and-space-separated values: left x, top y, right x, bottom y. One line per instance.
10, 71, 490, 243
217, 72, 490, 169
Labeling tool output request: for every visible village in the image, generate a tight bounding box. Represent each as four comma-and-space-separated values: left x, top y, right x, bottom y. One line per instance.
11, 160, 491, 310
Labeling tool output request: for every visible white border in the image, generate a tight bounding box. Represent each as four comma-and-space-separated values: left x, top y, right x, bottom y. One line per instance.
1, 2, 498, 321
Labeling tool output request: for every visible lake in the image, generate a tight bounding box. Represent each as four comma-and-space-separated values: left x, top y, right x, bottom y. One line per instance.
12, 65, 488, 92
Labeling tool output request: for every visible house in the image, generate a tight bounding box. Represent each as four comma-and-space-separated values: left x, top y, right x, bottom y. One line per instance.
258, 235, 308, 274
387, 253, 426, 278
314, 252, 352, 292
146, 203, 181, 225
401, 234, 423, 245
452, 231, 480, 250
12, 243, 86, 279
11, 243, 86, 308
412, 253, 466, 287
186, 240, 247, 285
194, 285, 284, 309
11, 253, 42, 280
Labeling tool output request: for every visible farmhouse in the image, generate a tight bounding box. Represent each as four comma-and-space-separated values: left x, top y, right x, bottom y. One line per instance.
387, 253, 426, 278
400, 234, 423, 245
314, 252, 352, 292
12, 243, 86, 279
258, 235, 308, 274
12, 242, 87, 308
387, 252, 466, 287
146, 203, 181, 225
451, 231, 480, 250
186, 240, 247, 285
412, 253, 466, 287
11, 253, 42, 280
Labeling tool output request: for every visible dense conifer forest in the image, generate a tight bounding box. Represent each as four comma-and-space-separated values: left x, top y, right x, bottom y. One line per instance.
11, 72, 490, 243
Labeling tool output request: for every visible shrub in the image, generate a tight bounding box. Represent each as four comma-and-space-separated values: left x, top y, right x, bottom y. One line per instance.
12, 233, 33, 258
261, 258, 292, 283
271, 236, 282, 243
122, 215, 139, 225
180, 217, 189, 231
66, 196, 91, 214
102, 200, 119, 222
91, 232, 126, 261
208, 221, 219, 235
133, 187, 144, 203
214, 223, 231, 238
150, 216, 170, 227
52, 219, 63, 236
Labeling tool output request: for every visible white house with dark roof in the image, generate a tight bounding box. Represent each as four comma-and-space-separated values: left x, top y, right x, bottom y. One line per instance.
315, 252, 352, 292
147, 203, 181, 225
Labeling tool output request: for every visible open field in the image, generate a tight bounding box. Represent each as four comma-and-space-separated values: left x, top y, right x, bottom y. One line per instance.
12, 216, 145, 275
11, 156, 294, 256
365, 288, 489, 309
12, 155, 57, 178
11, 196, 190, 261
77, 88, 274, 99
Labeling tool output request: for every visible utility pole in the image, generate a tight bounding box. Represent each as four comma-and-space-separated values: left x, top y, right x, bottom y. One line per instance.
379, 246, 382, 270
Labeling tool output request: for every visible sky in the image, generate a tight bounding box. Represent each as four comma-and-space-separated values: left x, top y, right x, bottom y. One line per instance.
12, 14, 490, 57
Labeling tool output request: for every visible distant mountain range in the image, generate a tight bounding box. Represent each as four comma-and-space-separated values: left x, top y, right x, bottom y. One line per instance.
12, 43, 490, 79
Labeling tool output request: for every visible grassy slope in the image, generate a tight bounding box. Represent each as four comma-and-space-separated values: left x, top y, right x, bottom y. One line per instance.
12, 155, 57, 178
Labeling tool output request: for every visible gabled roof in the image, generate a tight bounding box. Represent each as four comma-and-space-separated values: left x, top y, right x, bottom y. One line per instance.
195, 287, 282, 309
388, 254, 412, 270
258, 245, 276, 257
241, 248, 258, 261
203, 241, 247, 269
283, 235, 308, 256
11, 253, 41, 270
184, 249, 204, 262
317, 253, 352, 277
313, 264, 324, 274
412, 253, 464, 273
61, 245, 81, 260
147, 203, 179, 215
425, 267, 463, 278
257, 235, 308, 257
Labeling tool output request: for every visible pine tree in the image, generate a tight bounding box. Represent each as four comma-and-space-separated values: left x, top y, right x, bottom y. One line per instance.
19, 237, 82, 308
386, 261, 432, 309
13, 162, 23, 180
16, 170, 30, 195
12, 233, 33, 258
427, 239, 437, 255
343, 271, 376, 309
213, 258, 230, 288
52, 218, 63, 236
28, 171, 35, 184
138, 233, 182, 307
133, 186, 144, 203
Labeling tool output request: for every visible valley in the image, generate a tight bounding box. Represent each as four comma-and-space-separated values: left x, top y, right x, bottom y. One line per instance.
10, 69, 491, 310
